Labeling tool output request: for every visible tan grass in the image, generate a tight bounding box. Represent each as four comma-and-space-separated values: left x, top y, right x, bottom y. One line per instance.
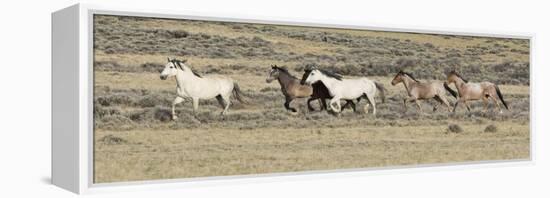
94, 121, 529, 183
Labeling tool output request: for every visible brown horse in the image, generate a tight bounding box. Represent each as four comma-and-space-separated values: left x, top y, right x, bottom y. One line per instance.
446, 71, 509, 113
266, 65, 354, 112
391, 71, 457, 112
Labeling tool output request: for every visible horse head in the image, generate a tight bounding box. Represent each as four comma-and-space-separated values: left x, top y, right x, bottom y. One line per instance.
301, 64, 324, 85
301, 69, 322, 85
392, 70, 419, 85
391, 70, 405, 85
160, 57, 188, 80
447, 70, 467, 85
266, 65, 280, 83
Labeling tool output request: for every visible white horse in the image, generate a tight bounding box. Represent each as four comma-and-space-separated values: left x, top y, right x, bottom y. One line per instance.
301, 69, 385, 115
160, 58, 245, 120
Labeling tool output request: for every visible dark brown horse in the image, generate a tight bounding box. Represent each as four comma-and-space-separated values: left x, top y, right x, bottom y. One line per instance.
266, 65, 355, 112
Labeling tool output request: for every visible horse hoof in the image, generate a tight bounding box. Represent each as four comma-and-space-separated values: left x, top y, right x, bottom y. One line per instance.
172, 116, 178, 120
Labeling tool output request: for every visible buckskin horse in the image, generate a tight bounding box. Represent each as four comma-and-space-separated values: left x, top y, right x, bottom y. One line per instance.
391, 70, 457, 113
446, 70, 509, 113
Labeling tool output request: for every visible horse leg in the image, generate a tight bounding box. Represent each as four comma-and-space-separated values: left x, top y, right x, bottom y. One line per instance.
482, 96, 489, 113
437, 94, 452, 112
320, 98, 328, 112
366, 93, 377, 115
192, 97, 200, 118
220, 94, 231, 116
464, 101, 472, 112
307, 98, 316, 111
342, 100, 356, 112
349, 100, 357, 112
284, 98, 297, 112
216, 95, 226, 109
329, 98, 341, 113
171, 97, 184, 120
490, 95, 503, 114
404, 97, 420, 113
414, 99, 423, 114
453, 98, 465, 113
403, 98, 408, 112
433, 100, 439, 112
432, 95, 444, 112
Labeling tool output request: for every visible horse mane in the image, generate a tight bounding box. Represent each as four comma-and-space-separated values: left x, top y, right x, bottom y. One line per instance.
273, 65, 297, 79
301, 65, 316, 81
400, 71, 419, 82
304, 64, 316, 72
450, 70, 468, 83
192, 71, 202, 78
318, 69, 343, 81
302, 64, 342, 81
171, 59, 202, 78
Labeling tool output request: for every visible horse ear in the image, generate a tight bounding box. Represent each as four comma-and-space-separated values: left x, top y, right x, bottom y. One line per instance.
167, 57, 172, 62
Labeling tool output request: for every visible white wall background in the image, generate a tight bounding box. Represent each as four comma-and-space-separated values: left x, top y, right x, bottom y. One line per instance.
0, 0, 548, 197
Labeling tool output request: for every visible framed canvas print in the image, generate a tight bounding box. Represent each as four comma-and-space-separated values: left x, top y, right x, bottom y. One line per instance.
52, 4, 533, 194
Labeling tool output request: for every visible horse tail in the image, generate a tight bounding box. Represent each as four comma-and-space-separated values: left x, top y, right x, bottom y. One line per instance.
495, 85, 509, 110
444, 82, 457, 98
232, 83, 247, 104
374, 82, 386, 103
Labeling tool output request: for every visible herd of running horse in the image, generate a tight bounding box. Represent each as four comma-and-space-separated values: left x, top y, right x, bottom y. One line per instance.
160, 57, 509, 120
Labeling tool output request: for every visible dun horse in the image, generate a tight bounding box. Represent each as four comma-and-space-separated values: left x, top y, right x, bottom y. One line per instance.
160, 58, 245, 120
301, 68, 386, 115
391, 71, 457, 112
266, 65, 355, 112
446, 71, 509, 113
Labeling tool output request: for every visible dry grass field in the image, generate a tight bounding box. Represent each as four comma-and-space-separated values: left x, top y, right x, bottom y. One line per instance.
93, 15, 530, 183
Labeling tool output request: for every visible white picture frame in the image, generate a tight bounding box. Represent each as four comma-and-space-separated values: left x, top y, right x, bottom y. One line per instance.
52, 3, 534, 194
